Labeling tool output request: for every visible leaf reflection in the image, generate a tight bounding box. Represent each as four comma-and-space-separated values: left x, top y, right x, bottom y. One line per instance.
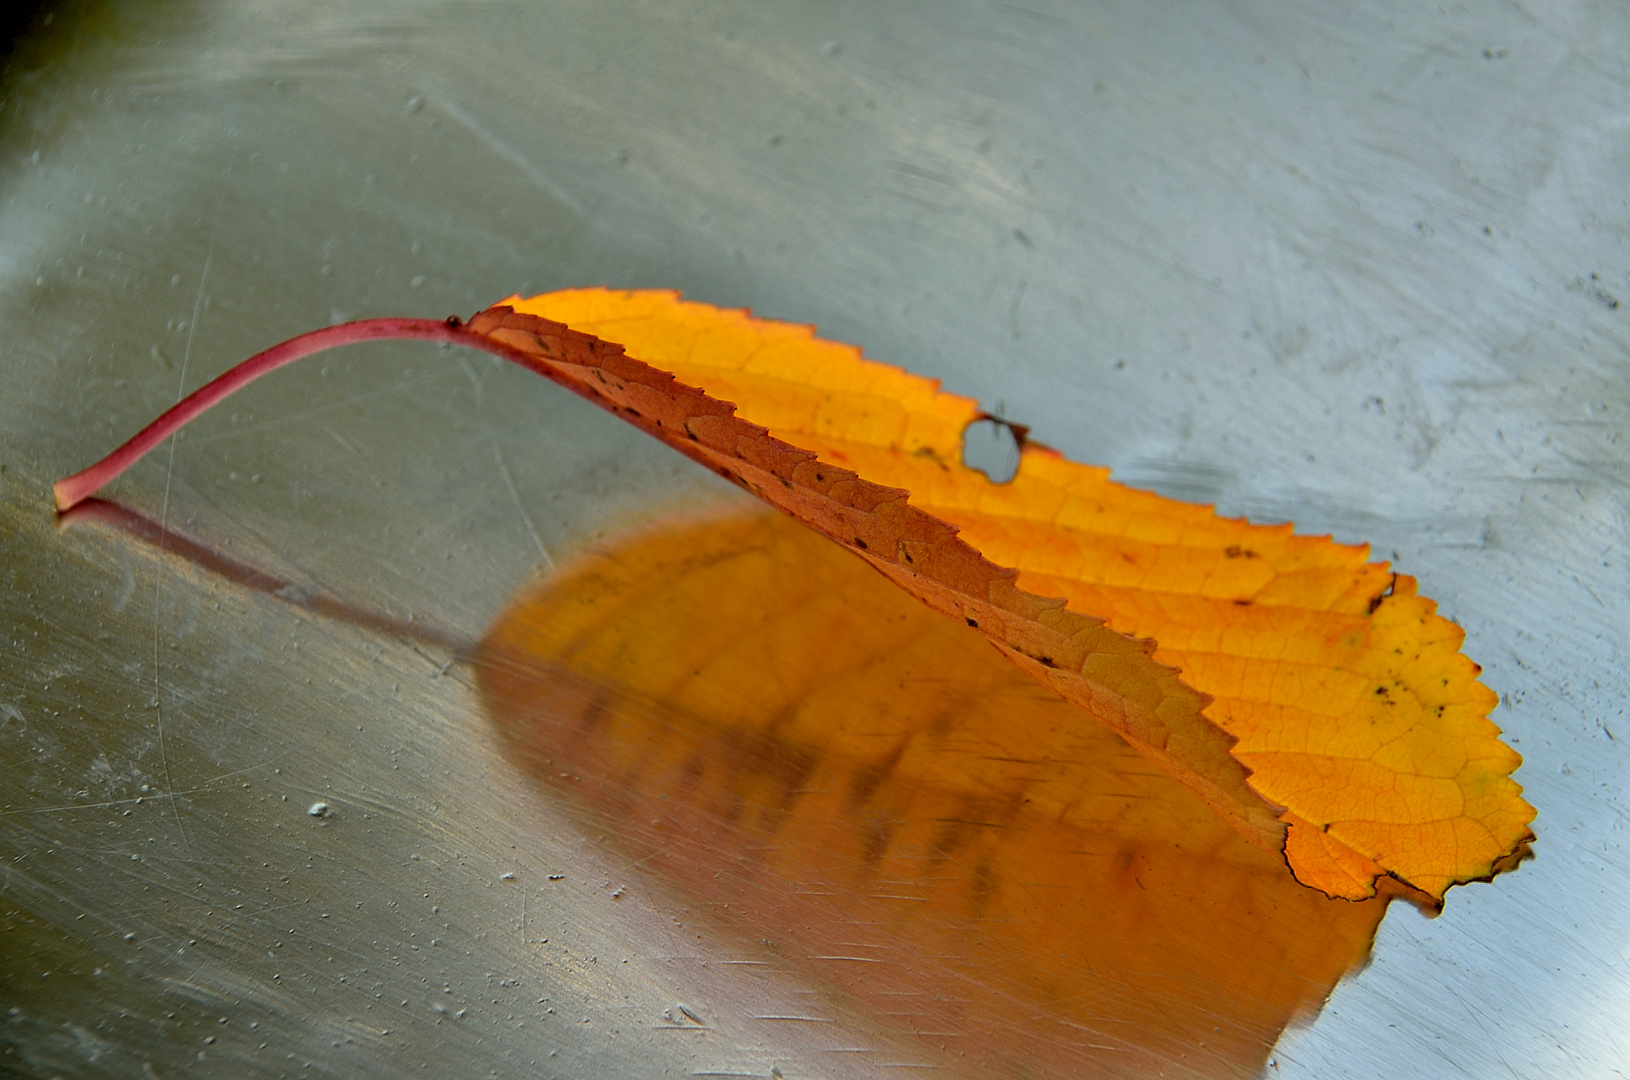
477, 510, 1388, 1079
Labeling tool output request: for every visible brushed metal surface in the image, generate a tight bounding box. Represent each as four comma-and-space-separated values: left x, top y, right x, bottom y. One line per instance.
2, 1, 1626, 1077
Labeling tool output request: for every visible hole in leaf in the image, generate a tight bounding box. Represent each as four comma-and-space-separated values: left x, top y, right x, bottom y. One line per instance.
962, 417, 1021, 483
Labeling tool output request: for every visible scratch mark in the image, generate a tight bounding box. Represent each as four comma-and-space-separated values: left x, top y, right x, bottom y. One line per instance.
112, 549, 135, 611
457, 356, 485, 406
408, 642, 466, 681
494, 441, 555, 571
1574, 575, 1607, 608
151, 175, 231, 856
416, 80, 583, 217
873, 1065, 943, 1070
181, 368, 462, 446
1, 758, 286, 817
320, 421, 363, 458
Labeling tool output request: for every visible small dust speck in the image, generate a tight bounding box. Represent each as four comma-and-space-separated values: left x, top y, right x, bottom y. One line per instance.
307, 802, 331, 819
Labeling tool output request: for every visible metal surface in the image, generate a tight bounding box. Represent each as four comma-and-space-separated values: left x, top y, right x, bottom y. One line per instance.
1, 1, 1626, 1076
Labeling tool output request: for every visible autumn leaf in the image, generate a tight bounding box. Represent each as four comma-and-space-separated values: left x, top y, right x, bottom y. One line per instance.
54, 289, 1535, 903
476, 508, 1388, 1077
481, 289, 1535, 903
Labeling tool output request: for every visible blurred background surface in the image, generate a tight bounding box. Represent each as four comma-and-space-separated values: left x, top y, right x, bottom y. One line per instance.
1, 1, 1626, 1077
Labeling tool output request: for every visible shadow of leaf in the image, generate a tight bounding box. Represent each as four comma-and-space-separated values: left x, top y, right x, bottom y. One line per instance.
477, 509, 1389, 1079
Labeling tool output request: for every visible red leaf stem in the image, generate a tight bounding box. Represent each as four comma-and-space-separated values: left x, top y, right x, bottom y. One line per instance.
53, 317, 545, 512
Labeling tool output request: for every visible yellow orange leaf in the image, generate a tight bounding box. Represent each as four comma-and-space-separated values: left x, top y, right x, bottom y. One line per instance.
476, 509, 1388, 1076
464, 301, 1285, 870
58, 288, 1528, 904
477, 289, 1533, 902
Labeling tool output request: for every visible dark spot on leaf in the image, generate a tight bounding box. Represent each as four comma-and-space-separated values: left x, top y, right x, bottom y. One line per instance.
854, 538, 868, 549
912, 445, 951, 471
1368, 575, 1398, 615
965, 617, 978, 628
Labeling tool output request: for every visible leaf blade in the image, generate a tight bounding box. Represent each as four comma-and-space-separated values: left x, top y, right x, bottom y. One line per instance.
499, 288, 1534, 902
